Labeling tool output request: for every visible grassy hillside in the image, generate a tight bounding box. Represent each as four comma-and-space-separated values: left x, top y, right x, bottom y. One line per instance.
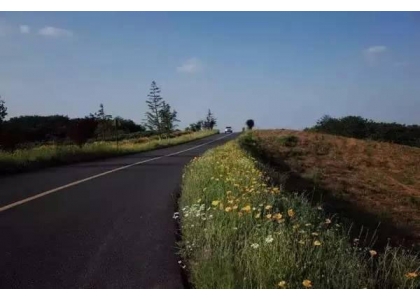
240, 130, 420, 248
178, 140, 420, 288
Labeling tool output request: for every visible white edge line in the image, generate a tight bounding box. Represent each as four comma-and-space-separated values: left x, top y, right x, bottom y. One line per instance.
0, 133, 233, 213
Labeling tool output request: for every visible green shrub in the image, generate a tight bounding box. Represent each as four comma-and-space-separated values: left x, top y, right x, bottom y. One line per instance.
277, 135, 299, 147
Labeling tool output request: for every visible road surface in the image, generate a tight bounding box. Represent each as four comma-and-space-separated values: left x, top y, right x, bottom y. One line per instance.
0, 133, 238, 288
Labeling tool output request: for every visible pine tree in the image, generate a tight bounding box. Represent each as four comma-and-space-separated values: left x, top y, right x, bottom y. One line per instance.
0, 96, 8, 125
203, 109, 217, 130
145, 81, 164, 135
159, 101, 180, 136
92, 103, 112, 140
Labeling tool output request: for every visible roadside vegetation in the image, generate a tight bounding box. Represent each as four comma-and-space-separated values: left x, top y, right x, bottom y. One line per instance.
308, 115, 420, 148
177, 137, 420, 288
242, 130, 420, 248
0, 130, 217, 175
0, 81, 220, 175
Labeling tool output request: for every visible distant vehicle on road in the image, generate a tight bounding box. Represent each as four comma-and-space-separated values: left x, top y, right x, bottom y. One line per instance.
224, 126, 233, 134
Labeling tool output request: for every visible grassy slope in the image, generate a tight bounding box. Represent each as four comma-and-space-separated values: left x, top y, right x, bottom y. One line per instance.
243, 130, 420, 248
178, 137, 420, 288
0, 130, 217, 176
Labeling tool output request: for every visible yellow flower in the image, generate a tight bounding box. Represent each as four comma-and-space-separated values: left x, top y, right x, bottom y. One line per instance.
325, 218, 332, 224
298, 240, 305, 245
266, 214, 272, 219
405, 272, 418, 279
233, 205, 238, 210
234, 183, 240, 187
313, 240, 322, 246
287, 209, 295, 218
226, 191, 232, 195
302, 280, 312, 288
369, 250, 377, 257
225, 207, 232, 212
265, 205, 273, 210
273, 213, 283, 220
305, 223, 312, 227
278, 281, 287, 288
241, 205, 252, 213
255, 213, 261, 219
311, 232, 319, 236
212, 200, 220, 206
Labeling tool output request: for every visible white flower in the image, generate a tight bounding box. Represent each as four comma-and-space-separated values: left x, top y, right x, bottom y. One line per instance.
233, 227, 238, 230
265, 235, 274, 244
173, 212, 180, 219
251, 243, 260, 249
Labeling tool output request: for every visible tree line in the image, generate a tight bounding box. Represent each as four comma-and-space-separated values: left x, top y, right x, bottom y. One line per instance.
307, 115, 420, 148
0, 81, 218, 151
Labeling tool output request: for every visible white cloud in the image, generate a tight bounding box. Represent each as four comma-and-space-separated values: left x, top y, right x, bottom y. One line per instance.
365, 45, 387, 54
19, 25, 30, 34
363, 45, 388, 65
38, 26, 73, 38
177, 58, 203, 73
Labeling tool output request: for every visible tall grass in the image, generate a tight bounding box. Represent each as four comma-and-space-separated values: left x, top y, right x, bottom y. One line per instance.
178, 139, 420, 288
0, 130, 217, 175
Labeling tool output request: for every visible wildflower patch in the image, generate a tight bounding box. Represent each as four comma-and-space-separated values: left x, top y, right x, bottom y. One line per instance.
178, 140, 420, 289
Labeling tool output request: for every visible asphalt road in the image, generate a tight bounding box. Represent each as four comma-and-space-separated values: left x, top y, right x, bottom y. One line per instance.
0, 133, 238, 288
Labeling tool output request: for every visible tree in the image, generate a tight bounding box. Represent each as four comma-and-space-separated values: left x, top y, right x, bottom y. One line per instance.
159, 101, 180, 136
91, 103, 113, 140
115, 117, 145, 133
203, 109, 216, 130
0, 96, 7, 125
246, 119, 255, 130
67, 117, 98, 147
189, 120, 203, 132
145, 81, 164, 135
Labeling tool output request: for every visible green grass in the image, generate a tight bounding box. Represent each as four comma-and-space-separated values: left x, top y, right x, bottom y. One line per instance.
0, 130, 218, 175
177, 138, 420, 289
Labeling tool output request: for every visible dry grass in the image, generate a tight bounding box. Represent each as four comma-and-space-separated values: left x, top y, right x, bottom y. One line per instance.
244, 130, 420, 248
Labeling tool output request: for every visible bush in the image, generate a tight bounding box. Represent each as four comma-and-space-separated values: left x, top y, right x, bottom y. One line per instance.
311, 115, 420, 148
277, 135, 299, 147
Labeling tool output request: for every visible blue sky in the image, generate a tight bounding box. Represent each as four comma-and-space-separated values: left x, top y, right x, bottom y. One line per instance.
1, 12, 419, 130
